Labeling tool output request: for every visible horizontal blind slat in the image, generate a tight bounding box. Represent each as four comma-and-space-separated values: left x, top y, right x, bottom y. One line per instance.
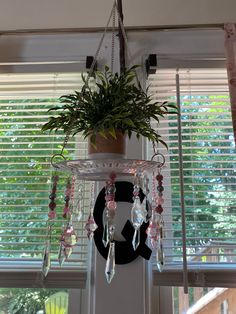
0, 71, 89, 271
148, 68, 236, 270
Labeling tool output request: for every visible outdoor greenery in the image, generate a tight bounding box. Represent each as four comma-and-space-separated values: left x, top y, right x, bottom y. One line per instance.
168, 94, 236, 262
0, 96, 77, 313
42, 66, 176, 147
0, 98, 73, 260
0, 288, 63, 314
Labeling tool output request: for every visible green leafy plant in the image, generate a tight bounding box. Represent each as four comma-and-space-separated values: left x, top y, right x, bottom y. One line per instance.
42, 65, 176, 147
0, 288, 62, 314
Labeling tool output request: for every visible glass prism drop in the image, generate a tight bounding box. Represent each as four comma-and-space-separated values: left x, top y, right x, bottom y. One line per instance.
102, 221, 109, 247
58, 243, 65, 266
64, 247, 73, 259
132, 228, 140, 251
105, 242, 115, 284
156, 241, 164, 272
42, 241, 51, 277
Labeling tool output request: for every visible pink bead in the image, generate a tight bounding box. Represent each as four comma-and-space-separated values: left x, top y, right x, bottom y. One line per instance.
156, 197, 164, 205
107, 201, 117, 210
65, 189, 71, 196
49, 202, 56, 210
146, 222, 157, 237
48, 211, 56, 219
151, 238, 158, 249
156, 174, 163, 181
63, 206, 69, 213
105, 195, 113, 202
109, 172, 116, 181
155, 205, 163, 214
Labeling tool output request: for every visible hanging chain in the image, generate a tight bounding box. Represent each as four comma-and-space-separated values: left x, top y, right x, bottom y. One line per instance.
51, 1, 117, 166
111, 3, 116, 73
87, 0, 116, 81
115, 2, 131, 65
115, 2, 141, 86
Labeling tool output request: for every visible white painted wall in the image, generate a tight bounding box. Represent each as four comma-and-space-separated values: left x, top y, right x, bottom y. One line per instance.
0, 0, 235, 31
0, 29, 226, 68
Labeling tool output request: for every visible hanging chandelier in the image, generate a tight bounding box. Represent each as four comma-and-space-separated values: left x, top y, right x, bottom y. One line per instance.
41, 0, 171, 283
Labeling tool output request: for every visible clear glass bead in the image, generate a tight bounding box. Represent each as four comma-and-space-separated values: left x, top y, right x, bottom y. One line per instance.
85, 212, 98, 239
131, 197, 146, 229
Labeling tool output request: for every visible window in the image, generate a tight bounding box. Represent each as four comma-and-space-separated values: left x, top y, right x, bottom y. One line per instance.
147, 68, 236, 287
0, 71, 89, 288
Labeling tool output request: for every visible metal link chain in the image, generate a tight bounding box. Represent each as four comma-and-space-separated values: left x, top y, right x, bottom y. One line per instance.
115, 3, 142, 86
111, 3, 116, 73
87, 0, 116, 81
51, 1, 117, 165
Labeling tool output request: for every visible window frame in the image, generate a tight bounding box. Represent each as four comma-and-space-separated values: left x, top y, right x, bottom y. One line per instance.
149, 61, 236, 314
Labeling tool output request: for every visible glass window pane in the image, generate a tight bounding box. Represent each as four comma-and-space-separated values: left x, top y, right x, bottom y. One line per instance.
0, 288, 68, 314
173, 286, 234, 314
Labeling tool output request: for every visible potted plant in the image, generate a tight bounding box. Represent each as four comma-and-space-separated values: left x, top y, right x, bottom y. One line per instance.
42, 65, 175, 158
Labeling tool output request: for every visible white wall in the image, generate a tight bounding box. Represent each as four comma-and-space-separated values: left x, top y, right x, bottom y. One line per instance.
0, 0, 235, 31
0, 29, 226, 67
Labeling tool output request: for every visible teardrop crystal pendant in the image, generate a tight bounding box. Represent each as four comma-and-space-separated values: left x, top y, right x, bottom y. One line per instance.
156, 239, 164, 272
105, 241, 115, 284
60, 224, 77, 247
42, 240, 51, 277
132, 228, 140, 251
85, 212, 98, 239
102, 218, 109, 247
145, 199, 152, 223
58, 243, 65, 267
64, 247, 73, 259
73, 205, 83, 222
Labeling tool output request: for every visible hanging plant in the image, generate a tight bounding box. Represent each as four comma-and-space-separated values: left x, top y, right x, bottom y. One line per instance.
42, 65, 176, 149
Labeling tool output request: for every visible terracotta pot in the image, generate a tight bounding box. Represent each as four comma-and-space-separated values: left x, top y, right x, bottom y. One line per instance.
88, 130, 126, 159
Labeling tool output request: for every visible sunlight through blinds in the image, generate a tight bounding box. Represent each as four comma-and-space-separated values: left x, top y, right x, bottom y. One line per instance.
147, 68, 236, 274
0, 72, 90, 280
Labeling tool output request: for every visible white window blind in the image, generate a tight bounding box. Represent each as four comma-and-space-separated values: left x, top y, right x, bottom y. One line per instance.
147, 68, 236, 287
0, 72, 89, 288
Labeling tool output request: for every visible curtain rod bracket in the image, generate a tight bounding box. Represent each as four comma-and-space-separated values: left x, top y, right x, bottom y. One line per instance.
145, 54, 157, 75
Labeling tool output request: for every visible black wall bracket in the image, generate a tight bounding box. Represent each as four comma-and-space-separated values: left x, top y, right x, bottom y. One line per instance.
145, 54, 157, 76
86, 56, 97, 72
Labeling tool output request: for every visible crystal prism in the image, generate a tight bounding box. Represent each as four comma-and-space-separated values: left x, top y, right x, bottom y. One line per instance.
64, 247, 73, 259
145, 199, 152, 223
109, 224, 115, 242
42, 240, 51, 277
58, 243, 65, 267
74, 210, 83, 222
132, 228, 140, 251
85, 212, 98, 239
105, 241, 115, 284
102, 221, 109, 247
60, 225, 77, 247
74, 200, 83, 221
156, 240, 164, 272
131, 197, 146, 230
